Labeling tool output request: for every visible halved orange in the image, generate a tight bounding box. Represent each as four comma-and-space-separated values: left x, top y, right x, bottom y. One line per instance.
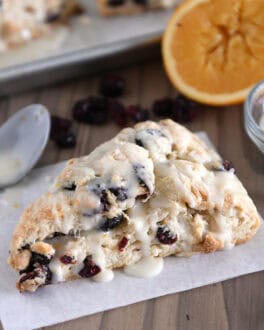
162, 0, 264, 106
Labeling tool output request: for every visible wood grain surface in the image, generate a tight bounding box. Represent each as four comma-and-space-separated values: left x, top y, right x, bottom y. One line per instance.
0, 60, 263, 330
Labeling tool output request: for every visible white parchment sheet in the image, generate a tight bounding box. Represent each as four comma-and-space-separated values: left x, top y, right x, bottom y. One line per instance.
0, 133, 263, 330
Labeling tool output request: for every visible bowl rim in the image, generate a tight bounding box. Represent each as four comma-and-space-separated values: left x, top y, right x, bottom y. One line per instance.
244, 80, 264, 138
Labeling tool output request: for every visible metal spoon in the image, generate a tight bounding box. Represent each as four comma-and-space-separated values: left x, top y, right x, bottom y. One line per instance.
0, 104, 50, 189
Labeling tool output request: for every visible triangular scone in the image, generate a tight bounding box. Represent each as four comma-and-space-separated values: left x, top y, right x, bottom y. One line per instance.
8, 120, 260, 292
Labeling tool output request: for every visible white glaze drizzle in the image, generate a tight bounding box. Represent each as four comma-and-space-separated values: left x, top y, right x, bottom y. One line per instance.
124, 257, 164, 278
128, 202, 151, 256
93, 269, 114, 282
0, 151, 22, 185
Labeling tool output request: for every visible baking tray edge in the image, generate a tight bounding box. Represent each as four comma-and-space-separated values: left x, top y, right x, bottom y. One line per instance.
0, 31, 162, 96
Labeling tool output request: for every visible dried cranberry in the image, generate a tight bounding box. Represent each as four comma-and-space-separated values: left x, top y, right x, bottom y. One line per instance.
31, 252, 51, 266
72, 97, 108, 124
152, 98, 173, 117
211, 160, 235, 173
108, 100, 128, 127
100, 214, 125, 231
19, 264, 52, 286
53, 232, 66, 238
20, 252, 52, 274
107, 0, 125, 6
100, 75, 126, 98
135, 129, 166, 146
127, 105, 149, 123
63, 183, 77, 191
133, 164, 150, 199
118, 237, 129, 251
19, 271, 37, 283
20, 244, 30, 250
83, 208, 101, 217
45, 12, 60, 23
91, 186, 110, 213
109, 187, 128, 201
135, 138, 144, 147
171, 94, 198, 123
50, 115, 72, 139
222, 160, 235, 172
60, 255, 76, 265
54, 132, 76, 149
134, 0, 148, 4
145, 128, 165, 137
156, 226, 177, 245
79, 256, 101, 278
45, 266, 53, 285
100, 190, 110, 212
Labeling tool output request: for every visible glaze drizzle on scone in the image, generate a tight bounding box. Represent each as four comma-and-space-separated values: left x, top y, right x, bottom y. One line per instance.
0, 0, 82, 51
8, 120, 261, 292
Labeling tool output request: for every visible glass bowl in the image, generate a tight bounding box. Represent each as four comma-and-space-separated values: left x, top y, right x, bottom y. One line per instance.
244, 80, 264, 154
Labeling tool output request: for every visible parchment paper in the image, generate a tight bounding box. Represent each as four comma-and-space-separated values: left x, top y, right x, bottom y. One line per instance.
0, 133, 263, 330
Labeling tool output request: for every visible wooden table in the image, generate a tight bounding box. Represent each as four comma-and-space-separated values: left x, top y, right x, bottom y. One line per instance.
0, 59, 263, 330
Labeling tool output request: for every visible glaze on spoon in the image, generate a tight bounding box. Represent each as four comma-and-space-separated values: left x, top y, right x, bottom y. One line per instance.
0, 104, 50, 189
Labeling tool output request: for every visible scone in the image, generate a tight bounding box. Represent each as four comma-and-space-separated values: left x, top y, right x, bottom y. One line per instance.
97, 0, 179, 16
0, 0, 82, 51
8, 119, 260, 292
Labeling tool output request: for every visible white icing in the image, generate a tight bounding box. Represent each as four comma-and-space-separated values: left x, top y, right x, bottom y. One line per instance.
0, 151, 23, 185
49, 259, 65, 283
93, 269, 114, 282
149, 193, 172, 209
128, 202, 150, 256
134, 128, 173, 162
156, 160, 245, 211
210, 214, 235, 250
0, 183, 24, 218
84, 232, 106, 270
124, 257, 164, 278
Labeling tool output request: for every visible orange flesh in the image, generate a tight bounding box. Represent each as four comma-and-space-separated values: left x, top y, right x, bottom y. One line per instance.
167, 0, 264, 95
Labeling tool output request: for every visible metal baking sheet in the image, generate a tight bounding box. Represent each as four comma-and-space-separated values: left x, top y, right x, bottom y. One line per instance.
0, 0, 182, 95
